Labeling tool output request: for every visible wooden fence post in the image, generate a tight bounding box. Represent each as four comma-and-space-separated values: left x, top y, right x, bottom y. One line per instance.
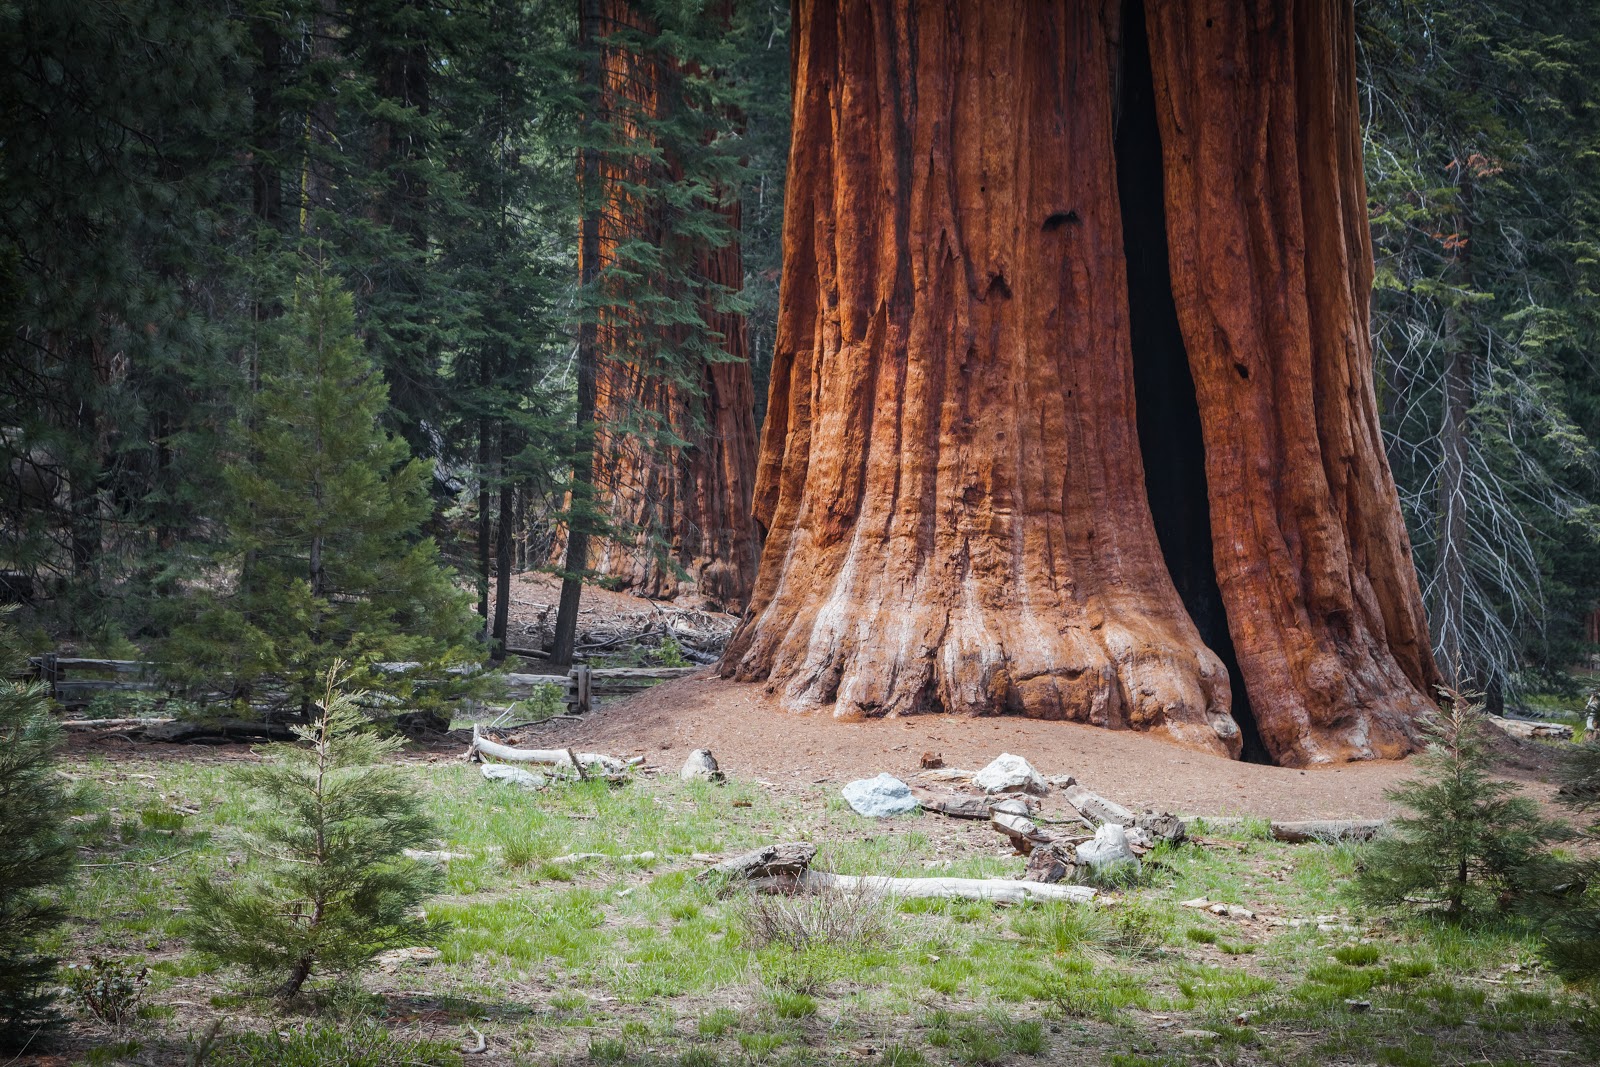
567, 665, 591, 714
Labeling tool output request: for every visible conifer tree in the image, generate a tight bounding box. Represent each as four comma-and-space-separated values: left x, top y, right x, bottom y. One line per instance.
1356, 689, 1556, 918
0, 609, 75, 1045
165, 264, 479, 722
184, 665, 443, 999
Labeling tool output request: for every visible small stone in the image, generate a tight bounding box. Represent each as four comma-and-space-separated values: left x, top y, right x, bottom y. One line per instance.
481, 764, 545, 788
681, 749, 723, 782
1044, 773, 1077, 789
840, 773, 919, 817
1177, 1029, 1220, 1040
973, 753, 1049, 796
1208, 902, 1256, 919
1179, 896, 1211, 908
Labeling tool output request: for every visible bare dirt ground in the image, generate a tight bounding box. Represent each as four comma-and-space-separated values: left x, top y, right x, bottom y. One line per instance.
503, 670, 1567, 821
492, 572, 739, 658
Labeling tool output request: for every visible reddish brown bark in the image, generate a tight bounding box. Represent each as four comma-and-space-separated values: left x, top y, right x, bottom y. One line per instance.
577, 0, 760, 610
1145, 0, 1438, 763
721, 0, 1438, 766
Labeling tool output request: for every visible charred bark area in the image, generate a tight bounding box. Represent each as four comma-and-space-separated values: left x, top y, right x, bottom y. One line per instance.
1115, 0, 1267, 763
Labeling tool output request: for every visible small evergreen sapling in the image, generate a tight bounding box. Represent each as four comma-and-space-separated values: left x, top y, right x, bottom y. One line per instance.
0, 609, 75, 1046
1538, 737, 1600, 982
184, 665, 443, 999
1355, 688, 1555, 918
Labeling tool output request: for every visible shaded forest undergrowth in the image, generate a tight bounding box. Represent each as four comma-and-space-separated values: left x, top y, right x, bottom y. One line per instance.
32, 749, 1599, 1067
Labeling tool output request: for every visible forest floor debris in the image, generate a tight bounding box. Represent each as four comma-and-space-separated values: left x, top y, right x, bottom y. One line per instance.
42, 742, 1596, 1067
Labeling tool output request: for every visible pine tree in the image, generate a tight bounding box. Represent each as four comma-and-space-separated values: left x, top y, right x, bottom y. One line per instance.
184, 664, 443, 999
1355, 689, 1556, 918
164, 264, 479, 722
1358, 0, 1600, 700
0, 609, 75, 1045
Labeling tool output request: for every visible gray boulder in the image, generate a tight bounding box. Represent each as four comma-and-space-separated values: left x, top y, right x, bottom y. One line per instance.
481, 764, 546, 788
973, 753, 1049, 797
1075, 823, 1139, 874
841, 773, 919, 817
681, 749, 724, 782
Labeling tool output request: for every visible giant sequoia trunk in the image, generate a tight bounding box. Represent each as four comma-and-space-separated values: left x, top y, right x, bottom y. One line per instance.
721, 0, 1439, 766
577, 0, 760, 610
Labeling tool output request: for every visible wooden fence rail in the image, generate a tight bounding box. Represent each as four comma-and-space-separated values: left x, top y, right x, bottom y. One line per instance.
27, 655, 700, 715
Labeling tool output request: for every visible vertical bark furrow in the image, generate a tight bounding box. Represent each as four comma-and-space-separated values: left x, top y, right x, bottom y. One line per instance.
724, 0, 1241, 759
1145, 0, 1439, 764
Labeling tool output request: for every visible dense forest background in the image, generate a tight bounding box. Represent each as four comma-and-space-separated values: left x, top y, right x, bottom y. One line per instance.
1, 0, 1597, 706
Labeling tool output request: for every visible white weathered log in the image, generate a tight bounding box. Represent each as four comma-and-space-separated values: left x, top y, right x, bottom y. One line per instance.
59, 717, 177, 729
1488, 715, 1573, 741
467, 724, 627, 773
549, 851, 657, 865
1063, 783, 1137, 827
796, 870, 1094, 904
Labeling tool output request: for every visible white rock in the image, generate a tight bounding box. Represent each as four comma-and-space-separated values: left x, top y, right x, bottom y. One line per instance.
840, 773, 919, 817
1179, 896, 1211, 908
972, 753, 1049, 796
481, 764, 546, 788
1075, 823, 1139, 873
681, 749, 723, 782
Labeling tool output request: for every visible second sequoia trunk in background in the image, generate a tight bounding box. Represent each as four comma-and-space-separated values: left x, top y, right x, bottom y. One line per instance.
721, 0, 1439, 766
572, 0, 760, 611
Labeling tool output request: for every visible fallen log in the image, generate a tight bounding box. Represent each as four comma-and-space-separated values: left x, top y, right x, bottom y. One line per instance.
59, 717, 176, 729
911, 787, 1039, 820
467, 724, 630, 774
1022, 843, 1081, 884
795, 870, 1095, 904
549, 850, 657, 865
1183, 817, 1387, 843
140, 719, 297, 743
705, 842, 818, 881
990, 809, 1053, 854
709, 841, 1094, 903
1062, 783, 1136, 827
1488, 715, 1573, 741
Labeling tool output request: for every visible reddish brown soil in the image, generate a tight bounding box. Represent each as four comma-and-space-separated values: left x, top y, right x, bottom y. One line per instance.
492, 570, 739, 654
515, 671, 1567, 821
